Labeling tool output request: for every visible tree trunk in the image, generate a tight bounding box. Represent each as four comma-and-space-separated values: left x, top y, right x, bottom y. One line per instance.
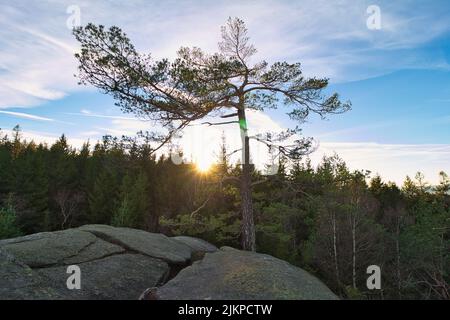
351, 196, 359, 290
396, 218, 402, 299
352, 213, 357, 289
148, 212, 160, 233
241, 160, 255, 251
238, 108, 256, 251
332, 211, 341, 290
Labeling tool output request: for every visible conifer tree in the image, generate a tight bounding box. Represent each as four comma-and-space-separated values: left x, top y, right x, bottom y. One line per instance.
73, 18, 350, 250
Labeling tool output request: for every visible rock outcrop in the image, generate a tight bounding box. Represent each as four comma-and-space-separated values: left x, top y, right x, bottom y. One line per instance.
155, 246, 338, 300
0, 225, 337, 300
0, 225, 195, 299
0, 249, 63, 300
78, 225, 192, 265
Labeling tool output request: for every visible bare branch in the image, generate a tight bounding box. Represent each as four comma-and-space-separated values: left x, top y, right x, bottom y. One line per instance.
190, 196, 211, 218
221, 112, 238, 118
252, 179, 269, 187
201, 120, 239, 126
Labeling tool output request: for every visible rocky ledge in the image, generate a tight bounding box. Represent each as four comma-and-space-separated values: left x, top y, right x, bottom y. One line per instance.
0, 225, 337, 300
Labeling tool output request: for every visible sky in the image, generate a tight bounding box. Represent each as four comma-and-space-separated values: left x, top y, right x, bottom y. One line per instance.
0, 0, 449, 184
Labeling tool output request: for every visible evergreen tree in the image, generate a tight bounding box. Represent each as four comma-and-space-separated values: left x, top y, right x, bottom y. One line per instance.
88, 168, 119, 224
0, 195, 22, 239
112, 172, 149, 228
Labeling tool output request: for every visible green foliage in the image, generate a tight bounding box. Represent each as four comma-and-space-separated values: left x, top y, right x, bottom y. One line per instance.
161, 212, 241, 248
255, 202, 301, 264
112, 172, 150, 228
400, 200, 449, 299
89, 169, 119, 224
111, 198, 133, 228
0, 196, 22, 239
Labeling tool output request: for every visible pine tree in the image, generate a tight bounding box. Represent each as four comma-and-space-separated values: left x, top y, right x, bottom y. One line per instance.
12, 143, 50, 233
0, 194, 22, 239
112, 172, 149, 228
88, 168, 119, 224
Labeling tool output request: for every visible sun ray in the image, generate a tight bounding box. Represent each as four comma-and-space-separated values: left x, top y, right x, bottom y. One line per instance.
196, 159, 212, 173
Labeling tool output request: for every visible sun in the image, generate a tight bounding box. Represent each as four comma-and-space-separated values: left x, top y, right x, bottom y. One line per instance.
195, 159, 212, 173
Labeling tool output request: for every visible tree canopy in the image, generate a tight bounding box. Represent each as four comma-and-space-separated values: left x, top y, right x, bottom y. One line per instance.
73, 17, 351, 157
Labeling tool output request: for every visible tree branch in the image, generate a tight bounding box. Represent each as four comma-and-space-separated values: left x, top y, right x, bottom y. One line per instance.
221, 112, 238, 118
190, 196, 211, 218
201, 120, 239, 126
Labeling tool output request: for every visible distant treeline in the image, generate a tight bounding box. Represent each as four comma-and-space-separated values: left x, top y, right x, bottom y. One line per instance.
0, 125, 448, 300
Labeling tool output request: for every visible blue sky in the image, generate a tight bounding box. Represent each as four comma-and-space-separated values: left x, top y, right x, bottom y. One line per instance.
0, 0, 449, 184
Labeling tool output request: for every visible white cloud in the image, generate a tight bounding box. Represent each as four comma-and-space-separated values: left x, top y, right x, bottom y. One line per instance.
110, 118, 153, 133
66, 111, 137, 121
90, 117, 154, 137
0, 127, 86, 149
79, 130, 101, 136
311, 141, 450, 185
0, 110, 54, 121
94, 127, 127, 137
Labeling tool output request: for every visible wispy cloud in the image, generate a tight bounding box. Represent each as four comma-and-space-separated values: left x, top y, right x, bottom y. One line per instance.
0, 110, 54, 121
315, 121, 400, 139
66, 111, 138, 121
18, 26, 76, 54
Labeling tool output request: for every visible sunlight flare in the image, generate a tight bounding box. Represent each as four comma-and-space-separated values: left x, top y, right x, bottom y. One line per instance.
195, 159, 212, 173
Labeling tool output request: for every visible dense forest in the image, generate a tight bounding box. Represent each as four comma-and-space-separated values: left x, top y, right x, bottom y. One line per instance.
0, 125, 448, 300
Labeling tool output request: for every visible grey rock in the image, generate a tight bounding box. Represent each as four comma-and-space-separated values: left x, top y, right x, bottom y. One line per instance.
0, 225, 171, 300
172, 236, 218, 254
0, 249, 63, 300
0, 231, 53, 246
156, 247, 338, 300
0, 229, 98, 267
37, 254, 169, 300
79, 225, 192, 264
62, 238, 125, 265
